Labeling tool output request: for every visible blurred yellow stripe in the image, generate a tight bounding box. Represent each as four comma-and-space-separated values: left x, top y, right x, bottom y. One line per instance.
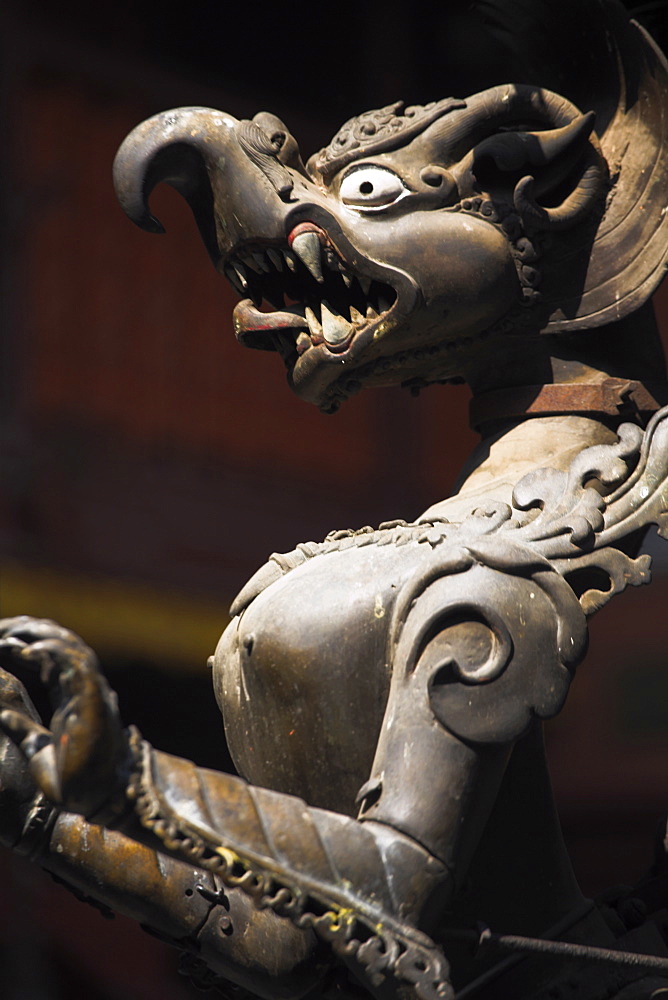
0, 561, 229, 672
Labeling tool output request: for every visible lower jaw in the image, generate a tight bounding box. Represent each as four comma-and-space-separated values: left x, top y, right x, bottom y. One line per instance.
287, 343, 364, 407
296, 322, 509, 411
234, 297, 386, 356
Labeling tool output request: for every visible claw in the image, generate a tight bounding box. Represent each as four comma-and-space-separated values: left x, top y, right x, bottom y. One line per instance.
0, 636, 27, 655
0, 619, 125, 818
0, 709, 49, 756
0, 709, 61, 803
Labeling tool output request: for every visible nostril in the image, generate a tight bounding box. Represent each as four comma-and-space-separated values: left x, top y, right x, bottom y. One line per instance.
269, 130, 287, 150
420, 165, 456, 194
422, 170, 443, 187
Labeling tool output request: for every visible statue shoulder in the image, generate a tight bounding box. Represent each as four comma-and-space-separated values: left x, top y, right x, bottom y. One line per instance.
229, 518, 454, 617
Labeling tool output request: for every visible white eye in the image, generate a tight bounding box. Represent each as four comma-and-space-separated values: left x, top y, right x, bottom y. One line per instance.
339, 166, 407, 210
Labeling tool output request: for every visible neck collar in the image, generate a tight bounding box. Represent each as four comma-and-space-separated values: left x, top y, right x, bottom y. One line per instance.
469, 378, 668, 432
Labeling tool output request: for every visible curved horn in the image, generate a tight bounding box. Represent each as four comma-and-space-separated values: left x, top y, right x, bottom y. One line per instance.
513, 163, 603, 232
466, 109, 605, 231
471, 112, 596, 174
428, 84, 589, 160
113, 107, 240, 262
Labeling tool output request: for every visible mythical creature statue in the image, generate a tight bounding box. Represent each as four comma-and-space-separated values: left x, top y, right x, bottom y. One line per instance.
2, 2, 668, 998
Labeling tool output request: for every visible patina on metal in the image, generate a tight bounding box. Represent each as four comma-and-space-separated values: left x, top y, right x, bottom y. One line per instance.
1, 2, 668, 999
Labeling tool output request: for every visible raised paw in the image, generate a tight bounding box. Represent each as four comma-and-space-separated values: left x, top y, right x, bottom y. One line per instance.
0, 616, 128, 819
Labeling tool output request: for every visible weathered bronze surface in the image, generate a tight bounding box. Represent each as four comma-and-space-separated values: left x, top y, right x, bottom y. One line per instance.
2, 2, 668, 998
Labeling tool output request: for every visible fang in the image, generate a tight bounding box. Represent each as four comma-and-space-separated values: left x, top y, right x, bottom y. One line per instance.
267, 248, 283, 271
291, 232, 324, 283
305, 306, 322, 338
321, 301, 353, 346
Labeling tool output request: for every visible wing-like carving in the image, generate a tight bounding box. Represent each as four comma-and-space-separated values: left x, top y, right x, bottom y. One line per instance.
505, 407, 668, 614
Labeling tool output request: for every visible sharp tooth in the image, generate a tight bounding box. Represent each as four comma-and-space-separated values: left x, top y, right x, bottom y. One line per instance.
305, 306, 322, 338
252, 251, 271, 273
225, 266, 245, 296
231, 264, 250, 295
342, 273, 353, 290
267, 248, 283, 271
325, 249, 346, 274
366, 304, 379, 320
324, 248, 337, 269
296, 331, 311, 355
291, 232, 324, 283
359, 276, 372, 296
321, 300, 353, 345
283, 250, 297, 272
242, 253, 263, 274
350, 305, 365, 325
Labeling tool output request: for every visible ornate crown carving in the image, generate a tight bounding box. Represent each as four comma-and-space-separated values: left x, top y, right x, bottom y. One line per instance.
311, 97, 466, 179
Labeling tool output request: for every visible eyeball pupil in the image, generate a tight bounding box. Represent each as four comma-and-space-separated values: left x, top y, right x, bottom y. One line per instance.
340, 167, 406, 209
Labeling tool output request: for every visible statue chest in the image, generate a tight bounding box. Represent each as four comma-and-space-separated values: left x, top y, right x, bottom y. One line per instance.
213, 533, 430, 816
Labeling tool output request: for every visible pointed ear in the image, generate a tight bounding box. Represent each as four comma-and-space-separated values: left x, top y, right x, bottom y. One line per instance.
468, 112, 606, 231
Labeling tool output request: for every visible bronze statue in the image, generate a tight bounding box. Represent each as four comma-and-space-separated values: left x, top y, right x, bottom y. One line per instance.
2, 2, 668, 997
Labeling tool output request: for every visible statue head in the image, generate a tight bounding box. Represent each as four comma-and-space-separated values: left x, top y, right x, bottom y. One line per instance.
113, 3, 668, 412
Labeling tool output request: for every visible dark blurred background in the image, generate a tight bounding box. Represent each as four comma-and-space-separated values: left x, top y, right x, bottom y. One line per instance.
0, 1, 667, 996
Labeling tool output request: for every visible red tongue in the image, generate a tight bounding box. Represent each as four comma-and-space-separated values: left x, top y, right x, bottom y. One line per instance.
233, 299, 307, 340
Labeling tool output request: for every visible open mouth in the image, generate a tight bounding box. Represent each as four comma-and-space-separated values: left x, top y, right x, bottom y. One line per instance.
225, 223, 398, 360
